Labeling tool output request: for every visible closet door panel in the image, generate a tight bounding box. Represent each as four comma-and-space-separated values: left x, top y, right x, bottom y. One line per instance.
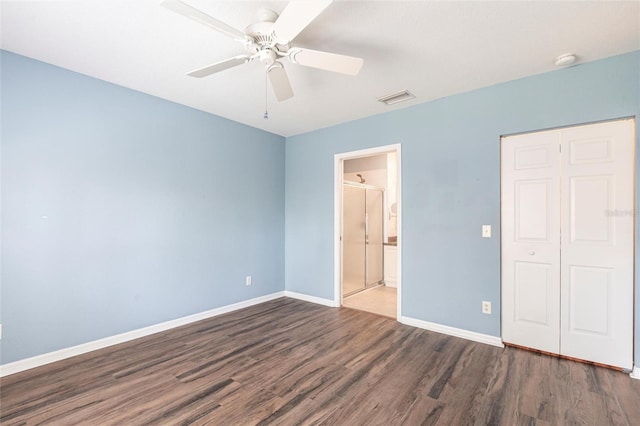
501, 130, 561, 353
569, 176, 612, 244
560, 119, 634, 369
568, 265, 612, 335
514, 261, 552, 325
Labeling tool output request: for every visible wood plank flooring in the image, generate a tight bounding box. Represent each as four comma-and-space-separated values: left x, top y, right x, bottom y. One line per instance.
2, 297, 639, 425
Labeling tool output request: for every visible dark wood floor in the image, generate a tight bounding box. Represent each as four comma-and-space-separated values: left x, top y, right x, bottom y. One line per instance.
2, 298, 639, 425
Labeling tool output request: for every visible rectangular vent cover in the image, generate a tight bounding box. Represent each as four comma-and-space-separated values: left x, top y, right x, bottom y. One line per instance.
377, 89, 416, 105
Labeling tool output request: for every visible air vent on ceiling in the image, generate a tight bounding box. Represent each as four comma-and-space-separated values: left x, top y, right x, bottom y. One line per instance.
377, 89, 415, 105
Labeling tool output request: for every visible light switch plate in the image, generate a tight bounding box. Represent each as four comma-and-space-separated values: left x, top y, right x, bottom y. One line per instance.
482, 225, 491, 238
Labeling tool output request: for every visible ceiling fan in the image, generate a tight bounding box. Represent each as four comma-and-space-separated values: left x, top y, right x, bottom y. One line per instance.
161, 0, 364, 102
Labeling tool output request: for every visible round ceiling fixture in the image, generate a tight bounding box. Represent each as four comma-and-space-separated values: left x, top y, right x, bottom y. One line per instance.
555, 53, 577, 67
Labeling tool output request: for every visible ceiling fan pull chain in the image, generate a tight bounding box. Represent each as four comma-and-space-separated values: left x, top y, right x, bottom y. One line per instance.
264, 68, 269, 120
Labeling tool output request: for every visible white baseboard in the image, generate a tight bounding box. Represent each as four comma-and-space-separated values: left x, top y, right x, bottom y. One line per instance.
284, 290, 338, 308
631, 366, 640, 380
0, 291, 285, 377
401, 316, 504, 348
1, 293, 509, 377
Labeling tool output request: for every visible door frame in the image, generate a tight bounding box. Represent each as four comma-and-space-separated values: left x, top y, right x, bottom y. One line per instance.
334, 143, 402, 320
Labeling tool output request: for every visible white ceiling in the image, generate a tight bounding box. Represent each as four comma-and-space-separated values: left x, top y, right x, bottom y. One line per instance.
1, 1, 638, 137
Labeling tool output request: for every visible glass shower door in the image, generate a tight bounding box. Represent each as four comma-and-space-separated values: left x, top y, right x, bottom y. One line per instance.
365, 188, 384, 286
343, 184, 366, 295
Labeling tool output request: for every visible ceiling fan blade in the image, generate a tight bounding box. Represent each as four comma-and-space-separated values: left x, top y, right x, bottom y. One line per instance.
271, 0, 332, 44
290, 48, 363, 76
187, 55, 251, 78
161, 0, 248, 42
268, 63, 294, 102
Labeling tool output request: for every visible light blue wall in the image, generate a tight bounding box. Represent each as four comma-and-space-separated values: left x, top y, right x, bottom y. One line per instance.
1, 51, 285, 364
285, 52, 640, 364
2, 49, 639, 368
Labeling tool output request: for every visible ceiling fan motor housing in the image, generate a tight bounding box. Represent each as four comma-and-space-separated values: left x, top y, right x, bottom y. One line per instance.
244, 9, 289, 59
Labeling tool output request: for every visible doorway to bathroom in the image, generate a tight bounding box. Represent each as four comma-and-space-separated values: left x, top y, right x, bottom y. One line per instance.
334, 144, 401, 319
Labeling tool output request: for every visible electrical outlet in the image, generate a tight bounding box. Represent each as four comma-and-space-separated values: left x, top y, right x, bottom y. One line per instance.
482, 225, 491, 238
245, 276, 252, 286
482, 301, 491, 314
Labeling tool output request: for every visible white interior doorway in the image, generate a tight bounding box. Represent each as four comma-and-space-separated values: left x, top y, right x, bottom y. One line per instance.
334, 144, 402, 320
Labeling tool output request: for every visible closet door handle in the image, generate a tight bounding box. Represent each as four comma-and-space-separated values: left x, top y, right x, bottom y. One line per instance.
529, 250, 536, 256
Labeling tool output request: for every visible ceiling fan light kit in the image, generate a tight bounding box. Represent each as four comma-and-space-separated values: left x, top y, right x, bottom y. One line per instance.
162, 0, 364, 108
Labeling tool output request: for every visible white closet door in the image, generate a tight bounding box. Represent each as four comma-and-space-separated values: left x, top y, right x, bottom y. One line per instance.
501, 130, 561, 353
559, 119, 634, 369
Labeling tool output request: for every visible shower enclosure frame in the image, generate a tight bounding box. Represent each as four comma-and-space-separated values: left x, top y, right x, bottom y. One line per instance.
342, 181, 385, 297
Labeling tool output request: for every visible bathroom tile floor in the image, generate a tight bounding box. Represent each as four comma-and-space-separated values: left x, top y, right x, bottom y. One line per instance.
342, 285, 396, 318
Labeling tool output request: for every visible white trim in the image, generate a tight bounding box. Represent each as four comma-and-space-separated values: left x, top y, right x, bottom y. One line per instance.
401, 316, 505, 348
631, 366, 640, 380
334, 143, 402, 320
0, 291, 285, 377
284, 291, 338, 307
395, 145, 402, 320
334, 151, 344, 313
